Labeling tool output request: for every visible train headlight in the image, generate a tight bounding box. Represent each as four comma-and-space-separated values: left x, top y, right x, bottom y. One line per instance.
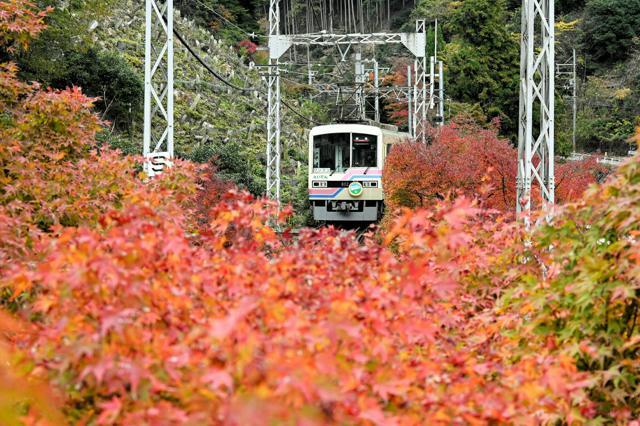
362, 181, 379, 188
312, 181, 328, 188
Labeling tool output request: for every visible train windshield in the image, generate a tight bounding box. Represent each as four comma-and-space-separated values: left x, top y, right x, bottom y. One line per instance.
313, 133, 351, 173
352, 134, 378, 167
313, 132, 378, 172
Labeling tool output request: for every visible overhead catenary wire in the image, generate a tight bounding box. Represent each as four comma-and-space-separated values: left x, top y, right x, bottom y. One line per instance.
173, 27, 254, 93
172, 25, 325, 126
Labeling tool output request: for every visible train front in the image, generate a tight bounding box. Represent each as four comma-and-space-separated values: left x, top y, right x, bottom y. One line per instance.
308, 124, 384, 222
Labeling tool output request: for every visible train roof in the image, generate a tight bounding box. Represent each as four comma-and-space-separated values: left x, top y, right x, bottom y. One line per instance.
309, 121, 411, 140
381, 129, 412, 144
310, 123, 383, 136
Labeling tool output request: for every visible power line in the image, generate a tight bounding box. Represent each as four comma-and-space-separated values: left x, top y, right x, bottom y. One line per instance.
173, 25, 325, 126
173, 28, 254, 93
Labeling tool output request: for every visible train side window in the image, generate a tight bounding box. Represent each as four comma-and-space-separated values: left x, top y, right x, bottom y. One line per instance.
386, 144, 393, 156
352, 134, 378, 168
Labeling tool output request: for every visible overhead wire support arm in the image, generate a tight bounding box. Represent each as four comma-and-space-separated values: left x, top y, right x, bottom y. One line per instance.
270, 20, 428, 141
277, 31, 422, 49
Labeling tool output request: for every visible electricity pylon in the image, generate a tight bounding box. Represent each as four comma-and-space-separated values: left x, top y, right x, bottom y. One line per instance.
517, 0, 555, 216
266, 0, 282, 202
143, 0, 174, 177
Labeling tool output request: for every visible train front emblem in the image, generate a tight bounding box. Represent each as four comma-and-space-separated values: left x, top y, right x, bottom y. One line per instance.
348, 182, 363, 197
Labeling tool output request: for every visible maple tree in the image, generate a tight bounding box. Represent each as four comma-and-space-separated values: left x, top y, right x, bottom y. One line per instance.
381, 60, 412, 128
237, 39, 258, 55
383, 120, 518, 213
383, 119, 609, 214
500, 153, 640, 420
0, 0, 50, 53
555, 156, 610, 204
3, 191, 594, 424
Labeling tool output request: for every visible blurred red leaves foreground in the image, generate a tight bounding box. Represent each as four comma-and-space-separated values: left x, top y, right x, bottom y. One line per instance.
2, 1, 640, 425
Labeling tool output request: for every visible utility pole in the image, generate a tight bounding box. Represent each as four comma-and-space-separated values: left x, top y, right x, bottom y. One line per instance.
374, 59, 380, 123
429, 56, 435, 110
143, 0, 174, 177
557, 48, 577, 153
517, 0, 555, 217
572, 48, 577, 153
433, 19, 444, 127
438, 60, 444, 126
434, 19, 438, 61
428, 57, 444, 126
307, 45, 313, 86
354, 52, 366, 120
407, 65, 413, 136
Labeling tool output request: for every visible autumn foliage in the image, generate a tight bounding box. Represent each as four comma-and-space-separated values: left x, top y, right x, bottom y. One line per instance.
1, 1, 640, 425
381, 60, 411, 127
0, 0, 50, 52
554, 156, 610, 204
383, 120, 609, 214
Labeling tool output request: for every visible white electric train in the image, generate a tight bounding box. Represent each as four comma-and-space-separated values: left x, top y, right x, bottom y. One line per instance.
308, 122, 409, 222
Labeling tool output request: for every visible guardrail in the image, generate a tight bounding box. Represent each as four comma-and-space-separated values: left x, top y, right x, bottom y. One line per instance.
564, 152, 632, 167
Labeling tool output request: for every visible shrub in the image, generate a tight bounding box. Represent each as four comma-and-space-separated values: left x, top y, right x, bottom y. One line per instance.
19, 45, 143, 133
1, 194, 592, 424
555, 156, 611, 204
55, 48, 143, 131
237, 39, 257, 55
502, 154, 640, 419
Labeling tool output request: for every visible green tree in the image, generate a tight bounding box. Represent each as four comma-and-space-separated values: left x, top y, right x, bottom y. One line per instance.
505, 0, 585, 14
17, 0, 142, 132
583, 0, 640, 63
174, 0, 263, 40
443, 0, 520, 136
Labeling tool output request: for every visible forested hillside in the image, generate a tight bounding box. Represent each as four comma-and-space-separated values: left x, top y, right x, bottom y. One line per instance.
171, 0, 639, 156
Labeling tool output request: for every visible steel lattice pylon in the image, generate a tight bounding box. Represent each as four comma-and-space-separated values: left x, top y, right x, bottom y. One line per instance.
413, 19, 428, 143
267, 0, 282, 202
143, 0, 174, 177
517, 0, 555, 216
